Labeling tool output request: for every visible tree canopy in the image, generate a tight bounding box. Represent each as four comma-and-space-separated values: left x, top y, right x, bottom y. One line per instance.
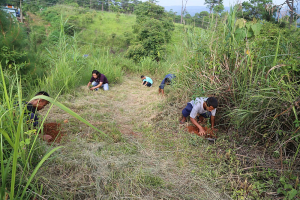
125, 2, 174, 62
236, 0, 275, 21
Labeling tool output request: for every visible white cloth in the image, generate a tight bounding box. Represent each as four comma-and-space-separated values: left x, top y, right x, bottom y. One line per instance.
189, 97, 216, 119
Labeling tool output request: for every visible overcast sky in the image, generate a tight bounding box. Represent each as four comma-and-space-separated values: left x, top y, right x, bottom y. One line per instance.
142, 0, 282, 7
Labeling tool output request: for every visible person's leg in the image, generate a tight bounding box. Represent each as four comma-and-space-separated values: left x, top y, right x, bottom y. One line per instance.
147, 82, 152, 87
103, 83, 109, 91
159, 84, 164, 94
92, 81, 99, 91
180, 103, 193, 124
143, 81, 146, 85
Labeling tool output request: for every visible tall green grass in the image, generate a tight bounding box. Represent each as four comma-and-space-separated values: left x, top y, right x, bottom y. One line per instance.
0, 65, 61, 199
0, 61, 107, 198
164, 8, 300, 198
174, 8, 300, 154
35, 18, 125, 95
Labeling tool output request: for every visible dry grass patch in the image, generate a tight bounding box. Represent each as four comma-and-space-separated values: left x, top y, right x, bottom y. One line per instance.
36, 76, 227, 199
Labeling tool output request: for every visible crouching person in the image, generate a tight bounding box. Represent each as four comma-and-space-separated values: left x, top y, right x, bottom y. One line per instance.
180, 97, 218, 136
87, 70, 109, 91
159, 74, 175, 96
141, 75, 153, 87
26, 91, 50, 127
26, 91, 52, 142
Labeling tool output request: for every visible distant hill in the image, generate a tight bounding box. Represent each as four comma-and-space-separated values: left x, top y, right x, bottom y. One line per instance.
163, 6, 230, 16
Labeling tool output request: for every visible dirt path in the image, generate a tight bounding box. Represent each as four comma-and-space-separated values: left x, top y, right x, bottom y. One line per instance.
39, 76, 227, 199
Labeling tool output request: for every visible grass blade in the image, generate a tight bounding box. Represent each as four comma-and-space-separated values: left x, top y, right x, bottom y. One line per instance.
20, 146, 63, 199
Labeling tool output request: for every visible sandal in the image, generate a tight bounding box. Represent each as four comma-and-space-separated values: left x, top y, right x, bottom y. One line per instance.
179, 120, 186, 124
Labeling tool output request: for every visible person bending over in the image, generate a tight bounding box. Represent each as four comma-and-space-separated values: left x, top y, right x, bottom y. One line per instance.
26, 91, 50, 127
87, 70, 109, 91
159, 74, 175, 96
180, 97, 218, 136
141, 75, 153, 87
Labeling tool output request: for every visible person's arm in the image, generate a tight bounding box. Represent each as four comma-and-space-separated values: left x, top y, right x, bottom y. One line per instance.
190, 104, 206, 135
87, 82, 92, 87
95, 82, 103, 88
90, 82, 103, 90
144, 82, 148, 86
190, 117, 206, 135
211, 116, 215, 129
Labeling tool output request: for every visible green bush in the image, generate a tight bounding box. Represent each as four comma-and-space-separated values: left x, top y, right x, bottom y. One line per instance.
126, 2, 174, 62
125, 43, 147, 62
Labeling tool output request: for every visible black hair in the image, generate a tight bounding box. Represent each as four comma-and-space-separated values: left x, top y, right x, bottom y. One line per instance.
206, 97, 218, 108
141, 75, 145, 78
92, 70, 101, 77
35, 91, 50, 97
165, 78, 171, 83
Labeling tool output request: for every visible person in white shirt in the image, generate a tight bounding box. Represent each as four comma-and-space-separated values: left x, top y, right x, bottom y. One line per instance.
180, 97, 218, 136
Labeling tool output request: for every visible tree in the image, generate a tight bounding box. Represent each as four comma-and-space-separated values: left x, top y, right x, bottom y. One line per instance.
205, 0, 223, 14
184, 13, 192, 24
181, 0, 188, 24
0, 10, 35, 74
167, 9, 176, 22
269, 0, 300, 28
134, 1, 165, 22
213, 4, 224, 14
126, 2, 174, 62
236, 0, 275, 21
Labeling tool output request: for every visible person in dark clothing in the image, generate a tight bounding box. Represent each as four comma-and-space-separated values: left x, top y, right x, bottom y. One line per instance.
159, 74, 175, 96
87, 70, 109, 91
26, 91, 50, 127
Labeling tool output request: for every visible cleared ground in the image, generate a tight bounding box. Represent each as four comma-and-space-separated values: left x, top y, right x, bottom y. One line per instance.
38, 76, 228, 199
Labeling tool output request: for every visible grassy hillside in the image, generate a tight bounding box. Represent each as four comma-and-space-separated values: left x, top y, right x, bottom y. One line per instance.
25, 4, 188, 97
2, 2, 300, 199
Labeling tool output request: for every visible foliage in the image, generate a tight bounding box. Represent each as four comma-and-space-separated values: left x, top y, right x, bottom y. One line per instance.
205, 0, 223, 13
0, 63, 107, 198
125, 43, 146, 62
3, 2, 300, 198
0, 10, 36, 76
235, 0, 275, 21
277, 176, 300, 199
0, 65, 60, 199
134, 1, 165, 22
16, 0, 142, 14
173, 7, 300, 198
126, 2, 174, 62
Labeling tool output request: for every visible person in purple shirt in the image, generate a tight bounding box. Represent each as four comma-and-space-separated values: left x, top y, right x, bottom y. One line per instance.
87, 70, 109, 91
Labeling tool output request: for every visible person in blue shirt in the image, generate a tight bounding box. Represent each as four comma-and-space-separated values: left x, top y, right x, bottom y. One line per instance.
159, 74, 175, 96
141, 75, 153, 87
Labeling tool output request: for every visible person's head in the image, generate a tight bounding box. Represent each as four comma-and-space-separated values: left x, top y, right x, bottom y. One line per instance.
141, 75, 145, 80
31, 91, 50, 111
205, 97, 218, 112
165, 78, 171, 85
92, 70, 101, 79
